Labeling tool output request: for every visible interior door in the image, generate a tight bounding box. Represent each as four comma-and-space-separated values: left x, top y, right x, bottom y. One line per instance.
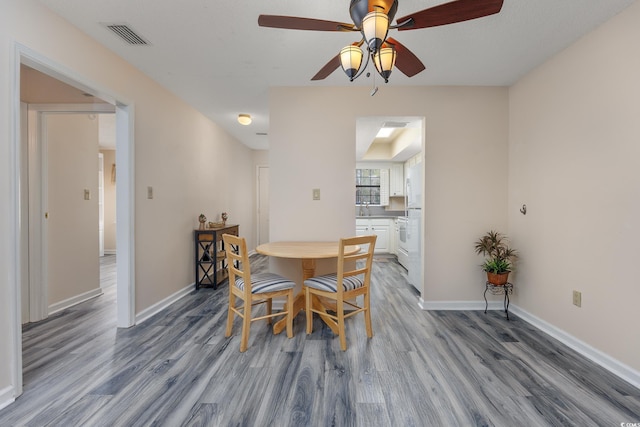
258, 166, 270, 245
45, 113, 100, 310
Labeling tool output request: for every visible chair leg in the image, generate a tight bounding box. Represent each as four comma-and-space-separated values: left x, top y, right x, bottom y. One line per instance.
286, 290, 294, 339
338, 298, 347, 351
266, 298, 273, 325
305, 287, 313, 335
225, 292, 235, 337
364, 291, 373, 338
240, 299, 251, 352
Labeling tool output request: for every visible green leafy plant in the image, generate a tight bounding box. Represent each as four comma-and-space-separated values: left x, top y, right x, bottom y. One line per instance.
474, 230, 517, 274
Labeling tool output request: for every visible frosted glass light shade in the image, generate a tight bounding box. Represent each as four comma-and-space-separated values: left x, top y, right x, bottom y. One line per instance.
362, 11, 389, 52
340, 45, 364, 80
373, 46, 396, 82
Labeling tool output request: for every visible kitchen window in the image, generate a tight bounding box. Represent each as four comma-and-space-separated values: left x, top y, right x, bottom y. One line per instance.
356, 168, 381, 205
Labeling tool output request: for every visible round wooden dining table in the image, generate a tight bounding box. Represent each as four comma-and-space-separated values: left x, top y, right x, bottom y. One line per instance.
255, 241, 360, 335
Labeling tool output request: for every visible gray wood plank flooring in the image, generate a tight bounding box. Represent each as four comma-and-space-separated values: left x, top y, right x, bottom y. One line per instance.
1, 253, 639, 426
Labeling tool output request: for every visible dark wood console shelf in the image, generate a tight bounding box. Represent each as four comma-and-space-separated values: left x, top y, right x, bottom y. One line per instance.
194, 224, 238, 290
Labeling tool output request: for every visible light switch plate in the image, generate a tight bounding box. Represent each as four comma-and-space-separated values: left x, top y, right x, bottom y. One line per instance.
84, 189, 91, 200
147, 186, 154, 199
572, 290, 582, 307
312, 188, 320, 200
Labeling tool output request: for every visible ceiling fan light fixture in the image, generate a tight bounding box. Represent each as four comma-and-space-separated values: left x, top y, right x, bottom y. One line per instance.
340, 45, 364, 80
373, 46, 396, 83
362, 10, 389, 53
237, 114, 252, 125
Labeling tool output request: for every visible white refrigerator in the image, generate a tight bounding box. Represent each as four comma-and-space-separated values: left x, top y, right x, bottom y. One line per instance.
406, 163, 422, 292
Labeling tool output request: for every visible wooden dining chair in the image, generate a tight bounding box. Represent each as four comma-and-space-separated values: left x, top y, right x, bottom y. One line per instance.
222, 234, 295, 352
304, 234, 377, 351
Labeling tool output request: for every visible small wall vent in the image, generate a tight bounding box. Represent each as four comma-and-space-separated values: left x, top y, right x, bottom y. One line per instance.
382, 121, 408, 128
103, 23, 150, 45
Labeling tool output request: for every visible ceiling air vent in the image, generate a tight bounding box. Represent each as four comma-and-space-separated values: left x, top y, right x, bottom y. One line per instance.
104, 23, 149, 45
382, 121, 407, 128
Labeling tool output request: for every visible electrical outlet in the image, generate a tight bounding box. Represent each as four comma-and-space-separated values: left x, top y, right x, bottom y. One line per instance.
572, 290, 582, 307
147, 186, 154, 199
312, 188, 320, 200
84, 189, 91, 200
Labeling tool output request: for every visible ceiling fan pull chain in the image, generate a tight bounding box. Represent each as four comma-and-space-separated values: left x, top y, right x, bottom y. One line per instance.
371, 63, 379, 96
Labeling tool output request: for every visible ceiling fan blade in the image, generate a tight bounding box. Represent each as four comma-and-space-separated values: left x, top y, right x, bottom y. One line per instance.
385, 38, 426, 77
311, 54, 341, 80
258, 15, 356, 31
396, 0, 504, 31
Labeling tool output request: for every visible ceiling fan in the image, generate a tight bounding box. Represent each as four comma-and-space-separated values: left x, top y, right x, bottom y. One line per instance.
258, 0, 504, 83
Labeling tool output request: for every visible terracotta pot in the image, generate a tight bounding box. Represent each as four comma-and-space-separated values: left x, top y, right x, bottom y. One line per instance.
487, 271, 510, 286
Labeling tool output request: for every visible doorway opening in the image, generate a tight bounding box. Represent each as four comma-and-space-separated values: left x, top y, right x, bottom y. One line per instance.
10, 46, 135, 398
355, 116, 425, 291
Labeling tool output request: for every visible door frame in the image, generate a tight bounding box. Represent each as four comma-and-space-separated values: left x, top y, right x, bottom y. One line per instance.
9, 43, 136, 399
256, 165, 269, 246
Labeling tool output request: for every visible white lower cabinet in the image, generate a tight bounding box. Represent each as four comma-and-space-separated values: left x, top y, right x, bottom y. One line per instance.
356, 218, 391, 253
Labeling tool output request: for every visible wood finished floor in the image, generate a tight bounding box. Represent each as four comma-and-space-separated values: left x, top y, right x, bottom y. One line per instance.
2, 254, 639, 426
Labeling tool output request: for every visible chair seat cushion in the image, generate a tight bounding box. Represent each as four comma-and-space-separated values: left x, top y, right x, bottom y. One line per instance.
304, 273, 364, 293
236, 272, 295, 294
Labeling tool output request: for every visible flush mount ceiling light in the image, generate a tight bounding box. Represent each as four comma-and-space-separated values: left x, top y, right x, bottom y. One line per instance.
237, 114, 252, 125
259, 0, 504, 84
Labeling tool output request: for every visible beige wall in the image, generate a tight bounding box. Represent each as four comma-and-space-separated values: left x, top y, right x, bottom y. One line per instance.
509, 1, 640, 371
269, 86, 509, 293
0, 0, 255, 398
101, 149, 117, 253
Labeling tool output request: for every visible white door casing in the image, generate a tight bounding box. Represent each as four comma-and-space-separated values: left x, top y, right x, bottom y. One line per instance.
99, 152, 104, 257
257, 166, 270, 245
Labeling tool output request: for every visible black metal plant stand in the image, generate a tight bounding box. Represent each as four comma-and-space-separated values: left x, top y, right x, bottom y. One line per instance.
484, 282, 513, 320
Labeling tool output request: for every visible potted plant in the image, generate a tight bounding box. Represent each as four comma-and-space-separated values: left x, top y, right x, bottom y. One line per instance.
474, 230, 517, 286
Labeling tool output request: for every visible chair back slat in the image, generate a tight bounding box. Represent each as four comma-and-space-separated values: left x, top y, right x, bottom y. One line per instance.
223, 233, 251, 296
336, 234, 376, 295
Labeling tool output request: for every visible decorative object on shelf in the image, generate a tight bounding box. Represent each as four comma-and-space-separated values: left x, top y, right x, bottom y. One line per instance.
198, 213, 207, 230
474, 230, 517, 286
208, 221, 225, 229
221, 212, 228, 225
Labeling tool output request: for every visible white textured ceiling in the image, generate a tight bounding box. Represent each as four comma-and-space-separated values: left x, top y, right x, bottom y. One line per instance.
37, 0, 635, 151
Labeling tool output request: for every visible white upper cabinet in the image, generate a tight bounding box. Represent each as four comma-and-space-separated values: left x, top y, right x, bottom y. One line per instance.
390, 163, 404, 196
380, 168, 389, 206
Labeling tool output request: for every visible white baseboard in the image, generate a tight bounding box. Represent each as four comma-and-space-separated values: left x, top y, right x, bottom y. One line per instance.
48, 288, 103, 315
135, 283, 193, 325
510, 305, 640, 390
0, 386, 15, 411
418, 299, 503, 311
